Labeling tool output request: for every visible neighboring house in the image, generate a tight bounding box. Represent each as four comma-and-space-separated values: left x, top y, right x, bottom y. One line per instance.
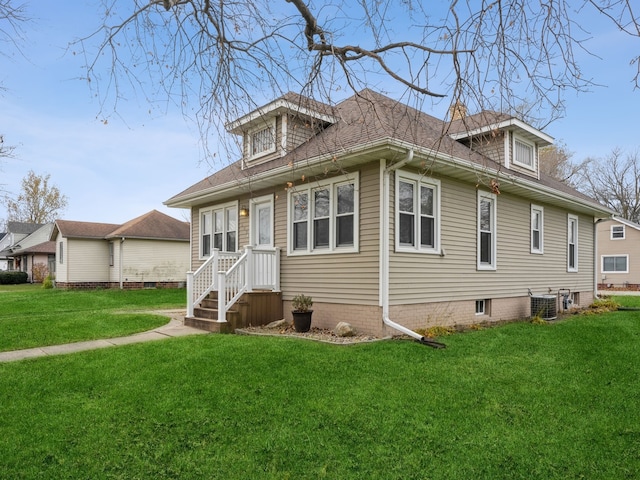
596, 217, 640, 289
50, 210, 190, 289
0, 232, 7, 270
0, 222, 46, 273
165, 89, 614, 337
5, 223, 56, 282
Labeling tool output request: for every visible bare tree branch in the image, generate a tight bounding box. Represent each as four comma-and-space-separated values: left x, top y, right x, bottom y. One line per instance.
73, 0, 640, 164
579, 148, 640, 222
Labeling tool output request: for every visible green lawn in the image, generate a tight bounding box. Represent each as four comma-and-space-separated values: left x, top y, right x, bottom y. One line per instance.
0, 305, 639, 478
0, 285, 186, 351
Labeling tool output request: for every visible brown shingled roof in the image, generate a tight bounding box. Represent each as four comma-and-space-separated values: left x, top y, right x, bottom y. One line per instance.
165, 89, 611, 217
165, 89, 497, 204
8, 241, 56, 255
55, 220, 120, 239
53, 211, 189, 242
106, 210, 189, 240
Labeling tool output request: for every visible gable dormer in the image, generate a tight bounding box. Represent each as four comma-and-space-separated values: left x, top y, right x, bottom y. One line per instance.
226, 93, 337, 169
448, 109, 554, 179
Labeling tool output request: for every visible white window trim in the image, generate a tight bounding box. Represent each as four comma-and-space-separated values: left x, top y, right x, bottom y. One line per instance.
512, 134, 536, 171
475, 299, 486, 316
395, 171, 441, 254
611, 224, 625, 240
477, 190, 497, 271
249, 194, 274, 248
287, 173, 359, 256
199, 201, 239, 259
601, 254, 629, 274
567, 214, 579, 272
531, 204, 544, 254
248, 118, 276, 162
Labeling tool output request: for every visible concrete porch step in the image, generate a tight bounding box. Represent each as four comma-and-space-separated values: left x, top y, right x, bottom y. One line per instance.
184, 316, 235, 333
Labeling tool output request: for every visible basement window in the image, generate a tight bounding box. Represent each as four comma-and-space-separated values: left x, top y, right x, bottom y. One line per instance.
475, 299, 490, 316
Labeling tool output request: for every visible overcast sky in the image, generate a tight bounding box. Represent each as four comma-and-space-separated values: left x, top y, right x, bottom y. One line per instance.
1, 2, 639, 225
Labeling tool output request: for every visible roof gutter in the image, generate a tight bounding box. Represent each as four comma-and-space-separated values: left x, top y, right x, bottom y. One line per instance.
167, 137, 612, 218
380, 151, 445, 348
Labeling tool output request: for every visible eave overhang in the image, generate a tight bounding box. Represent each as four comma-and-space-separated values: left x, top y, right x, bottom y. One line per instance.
165, 138, 612, 219
227, 99, 338, 134
450, 118, 554, 147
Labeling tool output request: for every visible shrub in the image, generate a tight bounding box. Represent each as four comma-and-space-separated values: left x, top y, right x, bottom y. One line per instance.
42, 275, 54, 289
32, 262, 49, 283
0, 271, 29, 285
582, 298, 620, 315
415, 325, 456, 338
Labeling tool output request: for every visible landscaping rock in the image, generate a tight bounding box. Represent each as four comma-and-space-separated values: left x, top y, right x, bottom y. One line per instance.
265, 319, 288, 329
334, 322, 356, 337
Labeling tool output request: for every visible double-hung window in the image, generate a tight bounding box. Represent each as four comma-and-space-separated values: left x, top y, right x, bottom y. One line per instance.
602, 255, 628, 273
249, 119, 276, 160
611, 225, 625, 239
567, 214, 578, 272
108, 242, 114, 267
200, 203, 238, 257
396, 171, 440, 253
477, 191, 497, 270
531, 205, 544, 254
288, 174, 358, 254
513, 136, 535, 170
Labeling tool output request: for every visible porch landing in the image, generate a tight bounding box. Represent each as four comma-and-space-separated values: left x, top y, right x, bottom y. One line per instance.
185, 290, 283, 333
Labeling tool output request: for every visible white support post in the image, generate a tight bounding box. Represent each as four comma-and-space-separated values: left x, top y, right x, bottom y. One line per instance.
217, 271, 227, 323
186, 271, 194, 317
245, 245, 254, 293
274, 248, 281, 292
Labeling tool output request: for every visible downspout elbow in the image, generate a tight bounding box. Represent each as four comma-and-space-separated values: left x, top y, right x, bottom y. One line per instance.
383, 314, 446, 349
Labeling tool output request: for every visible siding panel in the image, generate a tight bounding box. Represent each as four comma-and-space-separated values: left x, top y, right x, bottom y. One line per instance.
389, 171, 595, 304
279, 162, 380, 305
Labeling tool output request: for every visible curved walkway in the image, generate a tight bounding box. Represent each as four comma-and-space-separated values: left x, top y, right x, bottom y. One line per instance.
0, 310, 208, 364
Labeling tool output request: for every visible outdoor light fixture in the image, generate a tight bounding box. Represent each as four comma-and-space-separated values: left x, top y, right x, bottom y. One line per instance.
239, 206, 249, 217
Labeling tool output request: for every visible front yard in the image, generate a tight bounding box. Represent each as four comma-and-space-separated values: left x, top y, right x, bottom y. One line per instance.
0, 288, 638, 478
0, 285, 186, 351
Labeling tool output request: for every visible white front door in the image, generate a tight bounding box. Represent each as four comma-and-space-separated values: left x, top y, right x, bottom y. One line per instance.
250, 195, 274, 249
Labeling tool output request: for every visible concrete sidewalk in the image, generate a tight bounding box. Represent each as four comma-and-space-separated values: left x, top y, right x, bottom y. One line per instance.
0, 310, 209, 363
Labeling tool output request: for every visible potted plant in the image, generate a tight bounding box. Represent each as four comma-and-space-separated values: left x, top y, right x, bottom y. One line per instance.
291, 294, 313, 332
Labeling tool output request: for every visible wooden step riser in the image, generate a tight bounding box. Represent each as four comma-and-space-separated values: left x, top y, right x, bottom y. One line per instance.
185, 317, 233, 333
199, 298, 219, 310
187, 291, 283, 333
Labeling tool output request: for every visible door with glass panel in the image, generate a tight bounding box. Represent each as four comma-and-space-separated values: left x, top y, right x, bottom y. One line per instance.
251, 196, 274, 248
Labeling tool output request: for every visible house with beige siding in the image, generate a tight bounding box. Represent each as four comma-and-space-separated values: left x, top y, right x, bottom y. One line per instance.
0, 222, 46, 272
1, 223, 55, 281
50, 210, 190, 289
165, 89, 614, 339
596, 217, 640, 289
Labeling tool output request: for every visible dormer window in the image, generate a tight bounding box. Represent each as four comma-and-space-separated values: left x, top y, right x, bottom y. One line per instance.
249, 118, 276, 160
513, 136, 535, 169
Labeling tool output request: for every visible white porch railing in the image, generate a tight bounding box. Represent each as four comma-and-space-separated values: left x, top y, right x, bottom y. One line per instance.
186, 246, 281, 321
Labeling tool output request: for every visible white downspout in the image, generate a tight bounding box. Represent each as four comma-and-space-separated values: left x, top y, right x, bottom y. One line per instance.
119, 237, 125, 290
381, 151, 436, 343
593, 218, 609, 300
